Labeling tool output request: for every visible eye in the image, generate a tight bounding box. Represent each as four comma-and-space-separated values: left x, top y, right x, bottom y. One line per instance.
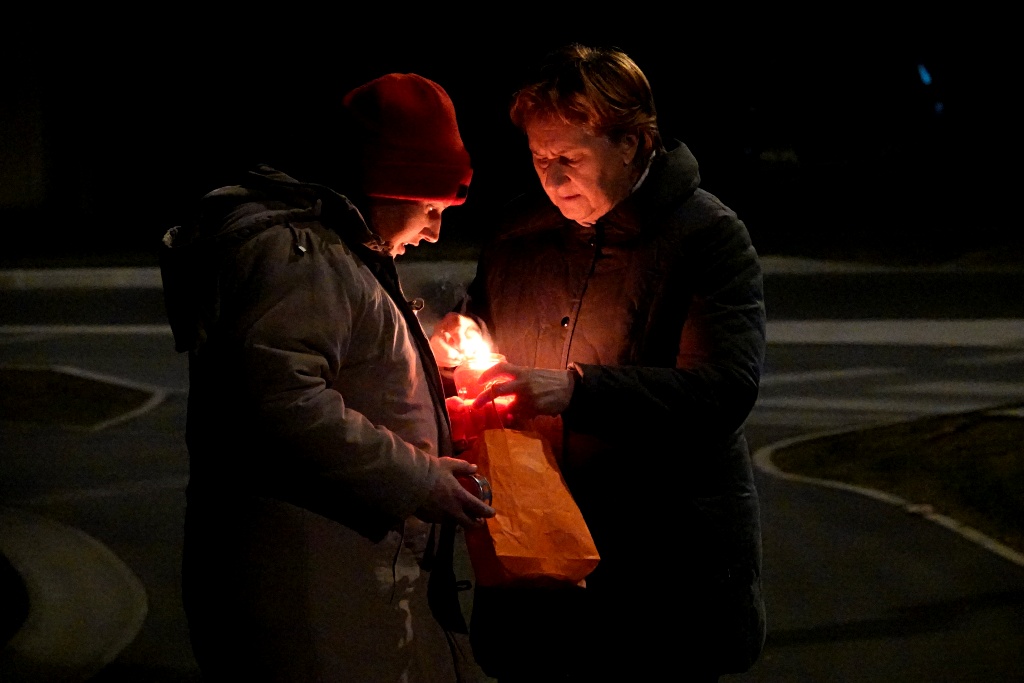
535, 155, 577, 170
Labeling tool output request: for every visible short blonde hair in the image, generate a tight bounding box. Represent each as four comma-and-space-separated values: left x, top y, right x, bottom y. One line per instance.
510, 43, 663, 164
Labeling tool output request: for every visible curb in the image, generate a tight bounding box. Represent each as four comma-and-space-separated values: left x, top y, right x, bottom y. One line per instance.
0, 507, 148, 682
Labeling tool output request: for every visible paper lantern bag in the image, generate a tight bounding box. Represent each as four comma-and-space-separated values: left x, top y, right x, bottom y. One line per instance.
463, 428, 600, 587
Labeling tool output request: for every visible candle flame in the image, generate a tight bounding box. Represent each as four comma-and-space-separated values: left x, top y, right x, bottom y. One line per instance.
457, 315, 493, 364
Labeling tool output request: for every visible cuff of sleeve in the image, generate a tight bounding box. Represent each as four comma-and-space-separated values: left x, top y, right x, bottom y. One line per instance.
564, 363, 585, 424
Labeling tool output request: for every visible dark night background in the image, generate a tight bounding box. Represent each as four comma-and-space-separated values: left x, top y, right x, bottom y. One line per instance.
1, 17, 1016, 268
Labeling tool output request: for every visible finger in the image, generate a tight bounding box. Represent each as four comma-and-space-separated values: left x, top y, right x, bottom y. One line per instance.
452, 493, 494, 527
447, 459, 479, 476
470, 501, 496, 519
478, 361, 513, 384
471, 387, 490, 410
439, 455, 474, 468
458, 514, 488, 529
461, 494, 495, 520
473, 384, 509, 410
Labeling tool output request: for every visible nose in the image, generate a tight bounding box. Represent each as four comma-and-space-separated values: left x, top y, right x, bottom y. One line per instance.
422, 227, 440, 243
542, 163, 569, 192
422, 216, 441, 243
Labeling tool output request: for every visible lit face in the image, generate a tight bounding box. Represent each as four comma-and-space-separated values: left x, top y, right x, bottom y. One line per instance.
368, 198, 452, 256
524, 116, 639, 226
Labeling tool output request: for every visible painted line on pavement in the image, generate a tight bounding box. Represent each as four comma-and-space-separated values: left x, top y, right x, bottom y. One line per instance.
0, 268, 164, 289
5, 257, 1019, 291
760, 367, 900, 386
768, 319, 1024, 347
753, 428, 1024, 568
883, 381, 1024, 398
755, 396, 994, 414
0, 325, 172, 335
0, 364, 180, 431
948, 350, 1024, 366
3, 320, 1023, 347
0, 507, 149, 677
9, 476, 189, 507
747, 411, 917, 429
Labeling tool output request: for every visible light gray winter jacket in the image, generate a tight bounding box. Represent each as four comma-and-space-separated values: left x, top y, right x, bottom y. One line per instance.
160, 165, 477, 682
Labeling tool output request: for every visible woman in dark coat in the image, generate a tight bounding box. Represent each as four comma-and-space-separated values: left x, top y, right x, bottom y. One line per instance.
431, 44, 767, 682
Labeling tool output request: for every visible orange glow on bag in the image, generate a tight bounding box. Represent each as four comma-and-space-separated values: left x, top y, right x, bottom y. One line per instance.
463, 428, 600, 588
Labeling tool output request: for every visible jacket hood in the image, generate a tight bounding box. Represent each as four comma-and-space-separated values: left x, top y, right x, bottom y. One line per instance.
181, 165, 381, 252
159, 165, 381, 353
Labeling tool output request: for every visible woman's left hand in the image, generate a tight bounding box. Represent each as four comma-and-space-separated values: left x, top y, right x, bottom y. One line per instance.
472, 362, 576, 418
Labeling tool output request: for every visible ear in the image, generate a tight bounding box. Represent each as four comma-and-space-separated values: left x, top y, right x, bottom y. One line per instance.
618, 133, 640, 165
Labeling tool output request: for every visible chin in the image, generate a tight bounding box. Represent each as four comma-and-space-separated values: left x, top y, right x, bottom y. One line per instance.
555, 205, 583, 222
554, 200, 593, 223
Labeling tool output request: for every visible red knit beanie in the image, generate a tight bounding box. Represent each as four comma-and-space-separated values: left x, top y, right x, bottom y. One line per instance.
343, 73, 473, 205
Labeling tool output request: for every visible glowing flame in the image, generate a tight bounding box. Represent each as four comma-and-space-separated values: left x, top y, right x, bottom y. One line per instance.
457, 315, 492, 366
466, 352, 500, 371
446, 314, 515, 410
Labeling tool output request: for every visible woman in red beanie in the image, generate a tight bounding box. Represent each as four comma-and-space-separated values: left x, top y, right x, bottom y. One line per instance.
160, 72, 494, 682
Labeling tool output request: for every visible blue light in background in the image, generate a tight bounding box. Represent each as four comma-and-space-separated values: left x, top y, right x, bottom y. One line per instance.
918, 63, 933, 86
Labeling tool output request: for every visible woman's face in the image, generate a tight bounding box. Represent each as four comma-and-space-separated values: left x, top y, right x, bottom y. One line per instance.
524, 116, 638, 226
368, 198, 451, 256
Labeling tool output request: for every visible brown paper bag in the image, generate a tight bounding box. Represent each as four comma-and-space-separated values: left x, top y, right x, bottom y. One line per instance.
463, 428, 600, 587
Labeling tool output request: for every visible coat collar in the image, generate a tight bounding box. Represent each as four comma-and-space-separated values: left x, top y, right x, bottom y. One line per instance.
595, 140, 701, 241
240, 165, 390, 252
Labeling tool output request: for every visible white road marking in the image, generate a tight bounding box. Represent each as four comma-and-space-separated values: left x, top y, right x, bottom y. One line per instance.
760, 367, 900, 385
883, 381, 1024, 398
44, 364, 171, 393
747, 411, 914, 428
767, 319, 1024, 347
0, 363, 179, 430
0, 325, 172, 335
987, 407, 1024, 418
0, 507, 149, 670
948, 350, 1024, 366
0, 268, 164, 289
10, 257, 1014, 291
9, 476, 189, 506
753, 429, 1024, 568
4, 319, 1022, 347
755, 396, 992, 414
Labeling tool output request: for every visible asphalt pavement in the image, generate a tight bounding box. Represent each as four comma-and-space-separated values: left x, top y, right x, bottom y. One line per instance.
1, 255, 1023, 682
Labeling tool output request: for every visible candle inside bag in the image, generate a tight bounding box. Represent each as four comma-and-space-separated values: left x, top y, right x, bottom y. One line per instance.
454, 352, 507, 400
447, 394, 514, 453
449, 351, 515, 452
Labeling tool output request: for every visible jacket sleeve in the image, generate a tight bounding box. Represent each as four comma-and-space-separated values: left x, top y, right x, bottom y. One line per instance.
224, 225, 443, 524
564, 213, 766, 440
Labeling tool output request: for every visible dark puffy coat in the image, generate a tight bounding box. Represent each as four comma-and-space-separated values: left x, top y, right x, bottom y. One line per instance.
462, 141, 767, 678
